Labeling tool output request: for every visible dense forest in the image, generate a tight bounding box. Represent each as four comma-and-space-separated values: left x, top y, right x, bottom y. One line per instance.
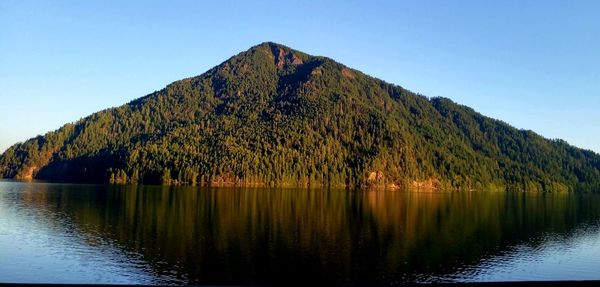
1, 42, 599, 191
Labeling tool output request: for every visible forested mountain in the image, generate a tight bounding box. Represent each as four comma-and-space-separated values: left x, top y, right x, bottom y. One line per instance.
1, 42, 599, 191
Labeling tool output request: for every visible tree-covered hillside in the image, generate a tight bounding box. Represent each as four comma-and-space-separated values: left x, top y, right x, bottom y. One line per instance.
1, 42, 599, 191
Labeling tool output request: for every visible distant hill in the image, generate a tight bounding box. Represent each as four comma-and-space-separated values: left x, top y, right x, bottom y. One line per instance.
1, 42, 599, 191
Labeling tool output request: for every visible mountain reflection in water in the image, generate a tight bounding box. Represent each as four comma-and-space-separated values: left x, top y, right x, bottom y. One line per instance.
1, 181, 600, 285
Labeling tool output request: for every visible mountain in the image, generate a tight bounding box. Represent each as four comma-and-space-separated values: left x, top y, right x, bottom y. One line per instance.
1, 42, 599, 191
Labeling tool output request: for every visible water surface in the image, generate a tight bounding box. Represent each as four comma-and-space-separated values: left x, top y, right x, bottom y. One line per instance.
1, 181, 600, 285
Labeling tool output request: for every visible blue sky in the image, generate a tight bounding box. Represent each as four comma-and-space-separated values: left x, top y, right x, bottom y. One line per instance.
1, 0, 599, 153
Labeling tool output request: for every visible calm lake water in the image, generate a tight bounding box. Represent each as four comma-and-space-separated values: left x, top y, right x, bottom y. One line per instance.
2, 181, 600, 285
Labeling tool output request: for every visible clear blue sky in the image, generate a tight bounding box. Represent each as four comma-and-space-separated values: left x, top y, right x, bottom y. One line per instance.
1, 0, 599, 153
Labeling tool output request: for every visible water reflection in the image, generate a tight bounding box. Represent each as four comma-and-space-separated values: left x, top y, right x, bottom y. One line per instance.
2, 181, 600, 285
0, 182, 181, 284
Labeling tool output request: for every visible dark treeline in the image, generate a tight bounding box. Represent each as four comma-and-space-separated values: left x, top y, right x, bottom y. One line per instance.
1, 42, 599, 191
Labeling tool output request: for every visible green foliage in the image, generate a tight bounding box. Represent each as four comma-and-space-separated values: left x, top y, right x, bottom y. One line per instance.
1, 42, 599, 192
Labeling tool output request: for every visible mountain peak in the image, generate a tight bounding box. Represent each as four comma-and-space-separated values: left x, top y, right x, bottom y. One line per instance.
245, 42, 307, 70
251, 41, 293, 53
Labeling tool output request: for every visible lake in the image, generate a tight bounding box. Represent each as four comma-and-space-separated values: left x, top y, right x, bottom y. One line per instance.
1, 181, 600, 285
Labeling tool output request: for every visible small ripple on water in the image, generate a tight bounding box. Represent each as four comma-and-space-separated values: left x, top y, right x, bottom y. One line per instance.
432, 223, 600, 282
1, 200, 183, 284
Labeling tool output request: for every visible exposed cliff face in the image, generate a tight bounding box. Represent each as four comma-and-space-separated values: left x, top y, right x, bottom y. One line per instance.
1, 42, 599, 191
